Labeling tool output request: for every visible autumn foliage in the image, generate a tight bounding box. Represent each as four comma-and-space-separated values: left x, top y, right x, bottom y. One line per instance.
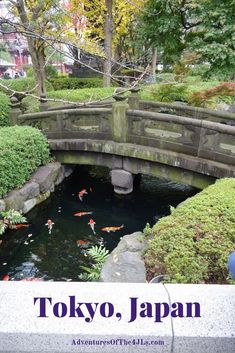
190, 83, 235, 107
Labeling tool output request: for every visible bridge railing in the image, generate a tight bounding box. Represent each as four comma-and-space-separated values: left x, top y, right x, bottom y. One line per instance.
127, 109, 235, 168
16, 94, 235, 170
140, 100, 235, 124
17, 107, 113, 140
16, 88, 234, 125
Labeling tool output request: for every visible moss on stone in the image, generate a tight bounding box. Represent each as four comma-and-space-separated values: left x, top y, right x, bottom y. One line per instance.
144, 178, 235, 284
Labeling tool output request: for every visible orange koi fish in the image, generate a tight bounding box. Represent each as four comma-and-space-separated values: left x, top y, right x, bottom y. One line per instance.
74, 212, 93, 217
101, 225, 124, 233
2, 275, 10, 281
76, 240, 89, 247
88, 218, 96, 235
15, 224, 29, 229
45, 219, 54, 234
21, 278, 43, 282
78, 189, 88, 202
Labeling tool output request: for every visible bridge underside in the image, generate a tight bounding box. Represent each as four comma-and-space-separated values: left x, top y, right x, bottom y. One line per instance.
47, 139, 235, 189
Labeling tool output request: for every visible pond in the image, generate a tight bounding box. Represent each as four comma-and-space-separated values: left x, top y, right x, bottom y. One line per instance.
0, 166, 198, 281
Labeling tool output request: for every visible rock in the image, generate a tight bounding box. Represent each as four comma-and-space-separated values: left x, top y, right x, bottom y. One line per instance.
36, 191, 50, 205
22, 198, 37, 214
19, 182, 40, 200
55, 166, 65, 186
0, 200, 5, 212
100, 251, 146, 282
113, 232, 146, 253
216, 103, 230, 111
64, 166, 74, 178
31, 162, 61, 193
4, 191, 24, 212
100, 231, 147, 283
228, 103, 235, 113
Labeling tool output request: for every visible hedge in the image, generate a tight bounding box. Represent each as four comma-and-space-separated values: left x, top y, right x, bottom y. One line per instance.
0, 93, 11, 127
144, 178, 235, 284
0, 126, 50, 197
0, 77, 54, 95
50, 77, 103, 90
47, 87, 115, 102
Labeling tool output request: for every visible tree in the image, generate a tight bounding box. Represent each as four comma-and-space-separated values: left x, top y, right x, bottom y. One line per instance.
65, 0, 146, 86
189, 0, 235, 79
139, 0, 235, 78
9, 0, 63, 96
103, 0, 113, 87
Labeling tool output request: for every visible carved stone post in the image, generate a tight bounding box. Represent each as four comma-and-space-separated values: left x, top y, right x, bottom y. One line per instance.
111, 88, 133, 194
111, 88, 129, 143
40, 94, 48, 112
128, 86, 140, 110
10, 96, 22, 125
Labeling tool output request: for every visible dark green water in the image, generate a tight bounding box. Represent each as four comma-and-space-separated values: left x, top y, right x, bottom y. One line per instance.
0, 166, 198, 281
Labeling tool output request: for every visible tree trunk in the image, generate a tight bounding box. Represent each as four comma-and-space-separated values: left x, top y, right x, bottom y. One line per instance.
103, 0, 113, 87
151, 47, 157, 83
15, 0, 47, 96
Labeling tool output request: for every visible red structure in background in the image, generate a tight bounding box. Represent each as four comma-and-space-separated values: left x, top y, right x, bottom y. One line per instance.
0, 32, 30, 68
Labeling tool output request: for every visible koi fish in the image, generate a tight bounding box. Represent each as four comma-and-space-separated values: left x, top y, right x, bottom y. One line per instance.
76, 240, 89, 248
2, 275, 10, 281
45, 219, 54, 234
14, 224, 29, 229
74, 212, 93, 217
21, 278, 43, 282
101, 225, 124, 233
88, 218, 96, 235
78, 189, 88, 202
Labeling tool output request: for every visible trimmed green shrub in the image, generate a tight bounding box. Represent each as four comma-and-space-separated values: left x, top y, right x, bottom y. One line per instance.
27, 65, 58, 79
149, 83, 188, 102
144, 178, 235, 284
50, 77, 103, 90
48, 87, 115, 103
0, 126, 50, 197
0, 77, 54, 95
0, 92, 11, 126
21, 96, 40, 113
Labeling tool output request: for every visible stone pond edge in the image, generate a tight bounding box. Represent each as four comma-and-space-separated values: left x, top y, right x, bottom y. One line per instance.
0, 162, 75, 214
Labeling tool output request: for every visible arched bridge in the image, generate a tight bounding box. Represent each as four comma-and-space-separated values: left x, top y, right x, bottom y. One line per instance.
16, 96, 235, 191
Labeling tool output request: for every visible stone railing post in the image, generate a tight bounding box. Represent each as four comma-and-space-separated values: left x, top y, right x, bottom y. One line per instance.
111, 88, 129, 143
40, 94, 48, 112
10, 96, 22, 125
128, 86, 140, 110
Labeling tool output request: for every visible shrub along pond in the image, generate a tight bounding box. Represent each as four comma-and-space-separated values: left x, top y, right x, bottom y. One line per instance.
145, 178, 235, 284
0, 166, 197, 282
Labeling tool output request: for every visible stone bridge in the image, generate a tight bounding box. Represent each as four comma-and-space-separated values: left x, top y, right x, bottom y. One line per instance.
16, 92, 235, 192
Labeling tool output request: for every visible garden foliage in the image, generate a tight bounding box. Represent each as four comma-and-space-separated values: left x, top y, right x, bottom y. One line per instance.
50, 77, 103, 91
0, 126, 50, 197
0, 93, 11, 127
79, 245, 109, 281
0, 78, 54, 95
189, 83, 235, 107
48, 87, 115, 102
144, 179, 235, 284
